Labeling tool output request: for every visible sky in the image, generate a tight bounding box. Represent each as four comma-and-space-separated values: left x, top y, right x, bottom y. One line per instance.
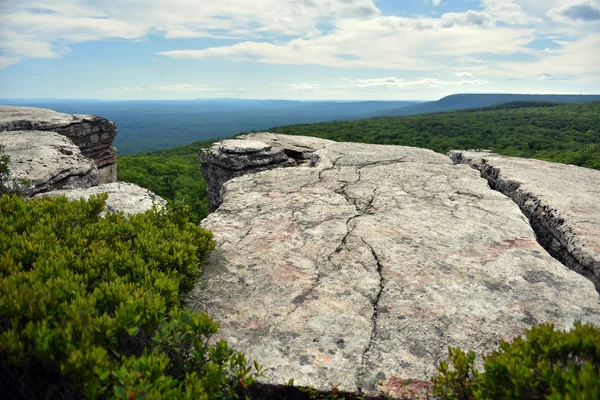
0, 0, 599, 100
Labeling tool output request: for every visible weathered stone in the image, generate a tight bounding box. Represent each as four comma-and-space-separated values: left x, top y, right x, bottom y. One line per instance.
0, 105, 117, 183
190, 135, 600, 398
1, 130, 97, 195
449, 150, 600, 292
199, 133, 333, 212
37, 182, 167, 216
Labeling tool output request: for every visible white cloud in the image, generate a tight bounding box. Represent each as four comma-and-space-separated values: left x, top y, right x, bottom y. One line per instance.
158, 16, 535, 71
153, 84, 219, 92
0, 55, 20, 69
432, 0, 442, 6
106, 86, 143, 92
441, 11, 495, 27
481, 0, 541, 24
346, 77, 489, 88
455, 71, 474, 77
289, 83, 320, 90
499, 33, 600, 80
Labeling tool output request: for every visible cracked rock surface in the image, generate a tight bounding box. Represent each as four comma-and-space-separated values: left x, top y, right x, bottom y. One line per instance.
37, 182, 167, 216
0, 105, 117, 183
190, 135, 600, 397
450, 150, 600, 292
1, 130, 97, 195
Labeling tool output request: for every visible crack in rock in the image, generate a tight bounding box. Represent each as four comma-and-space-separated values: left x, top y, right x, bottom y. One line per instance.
450, 151, 600, 292
357, 238, 385, 391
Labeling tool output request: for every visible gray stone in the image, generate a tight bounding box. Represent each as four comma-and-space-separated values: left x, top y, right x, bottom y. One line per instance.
0, 105, 117, 183
1, 130, 97, 195
190, 135, 600, 398
449, 150, 600, 292
199, 133, 333, 212
37, 182, 167, 216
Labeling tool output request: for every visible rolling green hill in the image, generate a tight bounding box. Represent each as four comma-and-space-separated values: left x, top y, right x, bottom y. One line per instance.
118, 101, 600, 223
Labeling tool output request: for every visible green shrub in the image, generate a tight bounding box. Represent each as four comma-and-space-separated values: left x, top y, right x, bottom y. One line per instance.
0, 194, 261, 399
0, 144, 12, 194
432, 321, 600, 399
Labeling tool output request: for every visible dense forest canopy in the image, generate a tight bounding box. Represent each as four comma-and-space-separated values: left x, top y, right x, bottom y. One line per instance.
118, 101, 600, 223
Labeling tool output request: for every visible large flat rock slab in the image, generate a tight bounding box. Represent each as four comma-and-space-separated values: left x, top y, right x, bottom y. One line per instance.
37, 182, 167, 216
450, 150, 600, 292
1, 130, 97, 195
0, 105, 117, 183
190, 136, 600, 397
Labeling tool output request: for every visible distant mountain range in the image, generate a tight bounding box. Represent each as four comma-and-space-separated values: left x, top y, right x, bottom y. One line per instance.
377, 94, 600, 116
2, 94, 599, 155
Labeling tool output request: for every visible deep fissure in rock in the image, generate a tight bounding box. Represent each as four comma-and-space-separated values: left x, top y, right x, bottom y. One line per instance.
451, 155, 599, 292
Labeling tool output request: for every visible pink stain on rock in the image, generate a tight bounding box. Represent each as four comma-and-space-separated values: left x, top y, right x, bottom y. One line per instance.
384, 376, 434, 399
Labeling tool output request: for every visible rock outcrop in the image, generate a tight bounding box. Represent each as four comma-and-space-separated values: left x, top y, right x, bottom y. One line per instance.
0, 106, 117, 183
1, 106, 164, 216
450, 150, 600, 292
191, 134, 600, 398
37, 182, 167, 216
199, 133, 334, 212
1, 130, 97, 195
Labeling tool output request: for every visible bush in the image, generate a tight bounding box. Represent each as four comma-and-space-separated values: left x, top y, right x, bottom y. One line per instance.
0, 194, 261, 399
0, 144, 12, 194
432, 321, 600, 399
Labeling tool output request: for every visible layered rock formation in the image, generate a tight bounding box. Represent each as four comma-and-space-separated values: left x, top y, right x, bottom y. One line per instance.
1, 130, 97, 195
1, 106, 163, 215
199, 133, 332, 211
191, 133, 600, 398
450, 150, 600, 292
0, 106, 117, 183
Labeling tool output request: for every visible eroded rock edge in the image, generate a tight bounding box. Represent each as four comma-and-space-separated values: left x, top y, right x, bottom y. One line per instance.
449, 152, 599, 293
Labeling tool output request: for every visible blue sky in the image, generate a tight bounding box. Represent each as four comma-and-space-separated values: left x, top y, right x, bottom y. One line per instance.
0, 0, 599, 100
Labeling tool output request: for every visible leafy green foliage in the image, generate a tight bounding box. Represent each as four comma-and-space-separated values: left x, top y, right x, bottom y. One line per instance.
0, 194, 261, 399
0, 144, 10, 194
432, 321, 600, 399
118, 140, 215, 223
269, 102, 600, 169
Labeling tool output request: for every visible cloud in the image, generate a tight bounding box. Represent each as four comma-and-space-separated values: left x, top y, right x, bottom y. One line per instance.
346, 77, 489, 88
499, 33, 600, 80
0, 0, 382, 65
440, 11, 495, 28
0, 55, 21, 69
289, 83, 320, 90
106, 86, 143, 92
455, 71, 474, 77
481, 0, 541, 24
537, 72, 575, 80
158, 16, 535, 71
432, 0, 442, 6
548, 1, 600, 22
153, 84, 219, 92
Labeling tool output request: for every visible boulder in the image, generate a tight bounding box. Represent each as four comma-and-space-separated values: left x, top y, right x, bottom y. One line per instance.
190, 135, 600, 398
37, 182, 167, 216
0, 105, 117, 183
449, 150, 600, 292
1, 130, 97, 195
